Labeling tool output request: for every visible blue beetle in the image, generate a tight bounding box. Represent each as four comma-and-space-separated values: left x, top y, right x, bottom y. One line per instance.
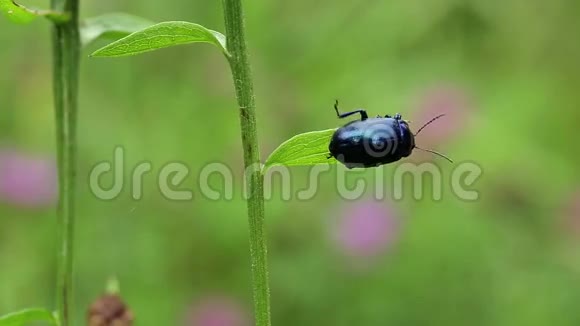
328, 100, 452, 169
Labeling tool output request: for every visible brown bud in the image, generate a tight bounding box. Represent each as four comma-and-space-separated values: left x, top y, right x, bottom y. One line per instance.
87, 294, 133, 326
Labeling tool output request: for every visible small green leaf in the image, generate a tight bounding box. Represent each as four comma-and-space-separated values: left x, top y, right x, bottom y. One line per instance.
105, 276, 120, 294
81, 13, 155, 47
90, 21, 228, 57
0, 0, 68, 24
1, 0, 36, 23
0, 308, 57, 326
263, 129, 338, 171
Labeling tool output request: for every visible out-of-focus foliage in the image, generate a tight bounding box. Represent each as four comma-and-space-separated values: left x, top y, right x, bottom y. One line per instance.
0, 0, 68, 24
1, 0, 580, 325
0, 308, 56, 325
81, 13, 154, 46
0, 0, 38, 23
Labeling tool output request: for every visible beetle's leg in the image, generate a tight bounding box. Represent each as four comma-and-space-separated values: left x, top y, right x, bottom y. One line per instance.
384, 114, 392, 118
326, 153, 333, 159
376, 114, 381, 118
337, 109, 369, 120
334, 100, 368, 120
394, 113, 402, 120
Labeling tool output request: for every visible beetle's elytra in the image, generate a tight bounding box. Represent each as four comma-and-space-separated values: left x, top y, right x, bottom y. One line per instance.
328, 100, 452, 169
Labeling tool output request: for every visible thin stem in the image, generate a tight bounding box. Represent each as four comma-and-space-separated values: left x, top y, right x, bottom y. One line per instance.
50, 0, 80, 324
221, 1, 271, 326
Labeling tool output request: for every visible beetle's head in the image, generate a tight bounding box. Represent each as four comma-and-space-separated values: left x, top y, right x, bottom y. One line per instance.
397, 119, 415, 157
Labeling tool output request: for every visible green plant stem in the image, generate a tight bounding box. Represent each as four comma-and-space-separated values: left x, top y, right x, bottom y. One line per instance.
50, 0, 80, 324
221, 1, 271, 326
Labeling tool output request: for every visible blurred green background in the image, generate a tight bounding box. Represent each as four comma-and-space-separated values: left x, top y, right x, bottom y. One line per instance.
2, 0, 580, 325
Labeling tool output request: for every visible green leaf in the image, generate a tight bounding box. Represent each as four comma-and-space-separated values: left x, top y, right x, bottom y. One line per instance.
0, 0, 34, 23
0, 308, 57, 326
81, 13, 155, 47
0, 0, 68, 24
90, 21, 228, 57
263, 129, 338, 171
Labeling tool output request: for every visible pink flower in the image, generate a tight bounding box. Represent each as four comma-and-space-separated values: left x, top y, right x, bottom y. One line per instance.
185, 296, 249, 326
410, 85, 474, 150
331, 200, 400, 259
0, 148, 58, 207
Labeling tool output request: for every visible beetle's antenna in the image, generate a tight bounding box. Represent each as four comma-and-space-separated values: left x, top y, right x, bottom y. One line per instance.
415, 146, 454, 163
414, 114, 446, 136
